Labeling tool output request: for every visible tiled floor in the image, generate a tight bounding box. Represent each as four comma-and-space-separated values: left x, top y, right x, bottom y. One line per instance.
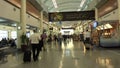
0, 39, 120, 68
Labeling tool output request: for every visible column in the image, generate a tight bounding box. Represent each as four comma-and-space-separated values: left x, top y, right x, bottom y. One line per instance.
17, 0, 26, 48
40, 11, 43, 34
95, 8, 99, 21
118, 0, 120, 27
47, 23, 50, 35
117, 0, 120, 38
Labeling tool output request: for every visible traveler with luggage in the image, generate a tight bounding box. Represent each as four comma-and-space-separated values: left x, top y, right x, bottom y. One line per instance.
29, 30, 41, 61
84, 29, 92, 49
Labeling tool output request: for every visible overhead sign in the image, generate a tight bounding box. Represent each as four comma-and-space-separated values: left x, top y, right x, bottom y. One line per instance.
49, 10, 95, 21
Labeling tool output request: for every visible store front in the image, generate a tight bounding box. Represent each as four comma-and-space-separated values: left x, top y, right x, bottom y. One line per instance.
95, 20, 120, 47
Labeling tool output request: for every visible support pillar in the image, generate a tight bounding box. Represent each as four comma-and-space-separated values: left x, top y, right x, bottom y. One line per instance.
40, 11, 43, 34
48, 23, 51, 34
17, 0, 26, 48
95, 8, 99, 21
117, 0, 120, 34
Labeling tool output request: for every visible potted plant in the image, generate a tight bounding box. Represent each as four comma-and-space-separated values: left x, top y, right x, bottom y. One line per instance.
20, 33, 29, 51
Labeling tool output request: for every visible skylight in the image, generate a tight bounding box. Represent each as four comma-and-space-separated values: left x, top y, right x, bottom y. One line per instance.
80, 0, 86, 8
52, 0, 58, 8
77, 0, 86, 11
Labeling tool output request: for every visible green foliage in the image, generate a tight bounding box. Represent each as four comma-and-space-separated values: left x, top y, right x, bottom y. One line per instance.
20, 33, 28, 45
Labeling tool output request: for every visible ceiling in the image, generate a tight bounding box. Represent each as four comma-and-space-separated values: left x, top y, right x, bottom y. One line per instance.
37, 0, 95, 12
6, 0, 40, 18
4, 0, 99, 29
36, 0, 98, 28
3, 0, 116, 29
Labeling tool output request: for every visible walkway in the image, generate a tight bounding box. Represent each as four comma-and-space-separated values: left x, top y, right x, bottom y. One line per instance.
0, 39, 120, 68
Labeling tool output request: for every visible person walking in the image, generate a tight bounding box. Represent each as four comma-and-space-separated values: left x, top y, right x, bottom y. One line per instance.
41, 32, 47, 51
84, 29, 91, 44
83, 29, 93, 50
57, 33, 62, 49
29, 30, 41, 61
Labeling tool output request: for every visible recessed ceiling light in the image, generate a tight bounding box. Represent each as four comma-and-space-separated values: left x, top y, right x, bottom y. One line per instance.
80, 0, 86, 8
56, 10, 59, 12
77, 9, 81, 11
49, 22, 52, 24
52, 0, 58, 8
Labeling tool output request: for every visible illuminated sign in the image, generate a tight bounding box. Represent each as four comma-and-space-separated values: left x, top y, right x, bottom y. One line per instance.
49, 10, 95, 21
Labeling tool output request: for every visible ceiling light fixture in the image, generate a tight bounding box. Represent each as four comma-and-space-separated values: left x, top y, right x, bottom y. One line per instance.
77, 0, 86, 11
79, 0, 86, 8
83, 5, 88, 10
56, 10, 59, 12
52, 0, 58, 8
77, 9, 81, 11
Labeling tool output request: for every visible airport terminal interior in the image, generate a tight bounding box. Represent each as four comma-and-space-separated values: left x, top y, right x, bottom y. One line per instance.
0, 0, 120, 68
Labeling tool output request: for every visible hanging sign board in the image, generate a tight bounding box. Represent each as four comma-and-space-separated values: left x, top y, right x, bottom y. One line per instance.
49, 10, 95, 21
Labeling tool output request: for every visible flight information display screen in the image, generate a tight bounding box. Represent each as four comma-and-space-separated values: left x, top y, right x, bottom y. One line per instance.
49, 10, 95, 21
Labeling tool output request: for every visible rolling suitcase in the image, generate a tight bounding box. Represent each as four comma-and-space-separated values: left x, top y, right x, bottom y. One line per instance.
23, 50, 31, 62
84, 38, 91, 50
85, 44, 90, 50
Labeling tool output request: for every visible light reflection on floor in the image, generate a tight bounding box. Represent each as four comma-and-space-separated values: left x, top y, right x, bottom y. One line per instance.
0, 39, 120, 68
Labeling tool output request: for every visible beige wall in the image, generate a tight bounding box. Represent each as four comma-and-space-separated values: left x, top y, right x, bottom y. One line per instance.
0, 0, 20, 22
26, 14, 40, 27
0, 0, 40, 28
99, 9, 119, 21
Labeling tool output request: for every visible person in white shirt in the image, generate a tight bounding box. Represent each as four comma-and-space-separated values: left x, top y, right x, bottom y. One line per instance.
57, 33, 62, 46
84, 29, 91, 44
29, 30, 40, 61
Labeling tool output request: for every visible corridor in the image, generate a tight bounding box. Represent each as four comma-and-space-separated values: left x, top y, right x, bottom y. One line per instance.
0, 39, 120, 68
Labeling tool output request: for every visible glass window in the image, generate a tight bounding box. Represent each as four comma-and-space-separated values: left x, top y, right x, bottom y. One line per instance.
0, 30, 8, 41
11, 31, 17, 39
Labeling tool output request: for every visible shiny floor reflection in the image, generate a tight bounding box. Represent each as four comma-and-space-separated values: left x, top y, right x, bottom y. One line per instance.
0, 39, 120, 68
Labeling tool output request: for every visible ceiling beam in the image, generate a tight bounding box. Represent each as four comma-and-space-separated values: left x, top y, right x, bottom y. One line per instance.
95, 0, 108, 9
28, 0, 43, 12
